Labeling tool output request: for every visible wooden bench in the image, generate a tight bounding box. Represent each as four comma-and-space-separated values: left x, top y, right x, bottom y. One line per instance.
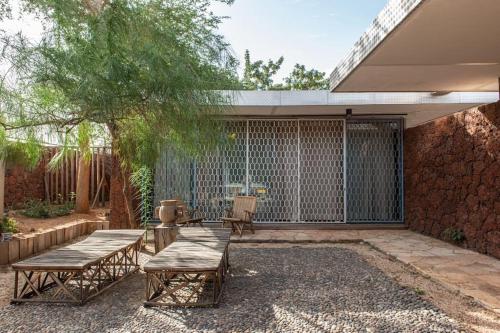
144, 228, 231, 307
11, 230, 144, 305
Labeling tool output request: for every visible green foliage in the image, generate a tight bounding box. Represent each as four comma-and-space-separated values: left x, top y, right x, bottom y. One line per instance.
413, 287, 425, 296
0, 216, 17, 233
47, 121, 94, 171
442, 227, 465, 243
2, 0, 239, 170
22, 199, 74, 219
0, 0, 12, 20
241, 50, 329, 91
130, 166, 154, 231
77, 121, 93, 162
242, 49, 284, 90
0, 127, 43, 170
284, 64, 329, 90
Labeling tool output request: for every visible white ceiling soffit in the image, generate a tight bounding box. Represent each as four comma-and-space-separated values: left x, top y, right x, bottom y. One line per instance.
330, 0, 500, 92
224, 90, 498, 128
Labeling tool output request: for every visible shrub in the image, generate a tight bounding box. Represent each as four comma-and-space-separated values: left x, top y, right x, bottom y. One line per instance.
23, 199, 50, 218
442, 227, 465, 243
51, 201, 75, 217
22, 199, 74, 219
0, 217, 18, 233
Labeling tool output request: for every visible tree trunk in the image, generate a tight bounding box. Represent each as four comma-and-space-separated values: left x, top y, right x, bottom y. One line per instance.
107, 122, 137, 229
75, 155, 90, 213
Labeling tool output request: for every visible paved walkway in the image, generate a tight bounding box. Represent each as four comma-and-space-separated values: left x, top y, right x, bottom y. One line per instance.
231, 229, 500, 313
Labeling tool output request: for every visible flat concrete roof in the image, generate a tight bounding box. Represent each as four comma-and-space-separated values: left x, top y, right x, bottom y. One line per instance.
225, 90, 497, 128
330, 0, 500, 92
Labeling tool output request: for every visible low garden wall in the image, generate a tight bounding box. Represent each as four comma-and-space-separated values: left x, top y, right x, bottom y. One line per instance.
0, 220, 110, 265
404, 101, 499, 259
4, 147, 111, 210
5, 163, 46, 209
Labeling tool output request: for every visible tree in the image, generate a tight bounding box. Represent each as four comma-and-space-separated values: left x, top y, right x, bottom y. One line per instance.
241, 51, 329, 91
1, 0, 239, 228
47, 121, 95, 212
0, 82, 43, 214
284, 64, 329, 90
242, 50, 284, 90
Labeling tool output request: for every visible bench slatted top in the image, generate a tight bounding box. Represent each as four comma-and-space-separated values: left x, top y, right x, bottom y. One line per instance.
176, 228, 231, 242
12, 230, 145, 271
144, 228, 231, 273
144, 241, 227, 272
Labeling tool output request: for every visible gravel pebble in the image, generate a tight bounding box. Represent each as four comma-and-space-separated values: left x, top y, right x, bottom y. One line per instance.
0, 246, 461, 332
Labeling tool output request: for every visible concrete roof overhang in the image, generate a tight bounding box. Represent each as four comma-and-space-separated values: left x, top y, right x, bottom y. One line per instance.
224, 90, 497, 128
330, 0, 500, 92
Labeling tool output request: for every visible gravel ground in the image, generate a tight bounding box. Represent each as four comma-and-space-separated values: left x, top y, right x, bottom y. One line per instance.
0, 245, 465, 333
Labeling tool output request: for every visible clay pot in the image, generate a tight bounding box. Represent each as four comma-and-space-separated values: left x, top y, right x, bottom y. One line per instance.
158, 200, 178, 226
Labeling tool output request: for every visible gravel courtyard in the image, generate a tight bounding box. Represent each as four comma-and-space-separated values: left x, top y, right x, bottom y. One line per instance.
0, 245, 462, 332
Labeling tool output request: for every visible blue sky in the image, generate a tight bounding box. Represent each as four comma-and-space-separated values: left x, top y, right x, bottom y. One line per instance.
211, 0, 388, 82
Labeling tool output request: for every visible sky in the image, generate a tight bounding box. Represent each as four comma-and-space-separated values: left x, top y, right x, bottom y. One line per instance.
211, 0, 388, 82
1, 0, 389, 83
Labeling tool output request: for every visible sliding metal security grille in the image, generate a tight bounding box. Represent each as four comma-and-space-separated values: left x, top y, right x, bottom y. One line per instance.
154, 149, 192, 204
195, 121, 247, 221
346, 120, 403, 223
300, 120, 344, 222
155, 118, 403, 224
248, 120, 299, 222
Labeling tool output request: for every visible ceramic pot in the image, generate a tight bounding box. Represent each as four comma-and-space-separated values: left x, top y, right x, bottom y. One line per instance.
158, 200, 178, 226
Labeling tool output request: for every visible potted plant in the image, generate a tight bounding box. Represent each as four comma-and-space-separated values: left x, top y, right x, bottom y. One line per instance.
0, 217, 18, 241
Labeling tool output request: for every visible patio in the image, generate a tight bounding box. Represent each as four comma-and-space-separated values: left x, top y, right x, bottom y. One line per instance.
0, 230, 499, 332
233, 229, 500, 314
0, 245, 469, 332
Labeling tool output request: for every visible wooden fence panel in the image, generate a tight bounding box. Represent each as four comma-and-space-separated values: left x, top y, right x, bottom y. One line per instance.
44, 147, 111, 205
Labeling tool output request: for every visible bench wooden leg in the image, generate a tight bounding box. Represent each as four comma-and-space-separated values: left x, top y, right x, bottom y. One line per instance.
11, 238, 143, 305
145, 267, 223, 307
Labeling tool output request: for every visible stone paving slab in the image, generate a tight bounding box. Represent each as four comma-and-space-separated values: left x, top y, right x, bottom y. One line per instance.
232, 229, 500, 313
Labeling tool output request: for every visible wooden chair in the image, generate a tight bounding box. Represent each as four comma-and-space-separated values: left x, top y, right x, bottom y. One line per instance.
175, 199, 205, 227
221, 196, 257, 237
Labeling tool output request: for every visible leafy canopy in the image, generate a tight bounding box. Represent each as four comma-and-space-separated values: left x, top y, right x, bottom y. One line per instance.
1, 0, 239, 171
284, 64, 329, 90
242, 49, 284, 90
241, 49, 330, 91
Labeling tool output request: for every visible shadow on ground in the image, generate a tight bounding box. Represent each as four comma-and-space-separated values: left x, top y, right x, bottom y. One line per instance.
0, 247, 461, 332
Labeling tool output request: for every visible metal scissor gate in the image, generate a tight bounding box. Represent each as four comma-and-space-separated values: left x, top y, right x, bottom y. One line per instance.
154, 118, 403, 224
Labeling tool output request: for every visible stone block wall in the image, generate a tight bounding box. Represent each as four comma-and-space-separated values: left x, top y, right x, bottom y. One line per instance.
404, 101, 500, 258
4, 162, 46, 209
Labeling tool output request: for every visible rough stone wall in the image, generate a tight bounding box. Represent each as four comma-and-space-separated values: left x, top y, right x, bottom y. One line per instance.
404, 101, 500, 259
4, 162, 46, 209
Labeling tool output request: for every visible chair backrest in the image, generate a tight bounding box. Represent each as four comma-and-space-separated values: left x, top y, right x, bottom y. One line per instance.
232, 196, 257, 222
